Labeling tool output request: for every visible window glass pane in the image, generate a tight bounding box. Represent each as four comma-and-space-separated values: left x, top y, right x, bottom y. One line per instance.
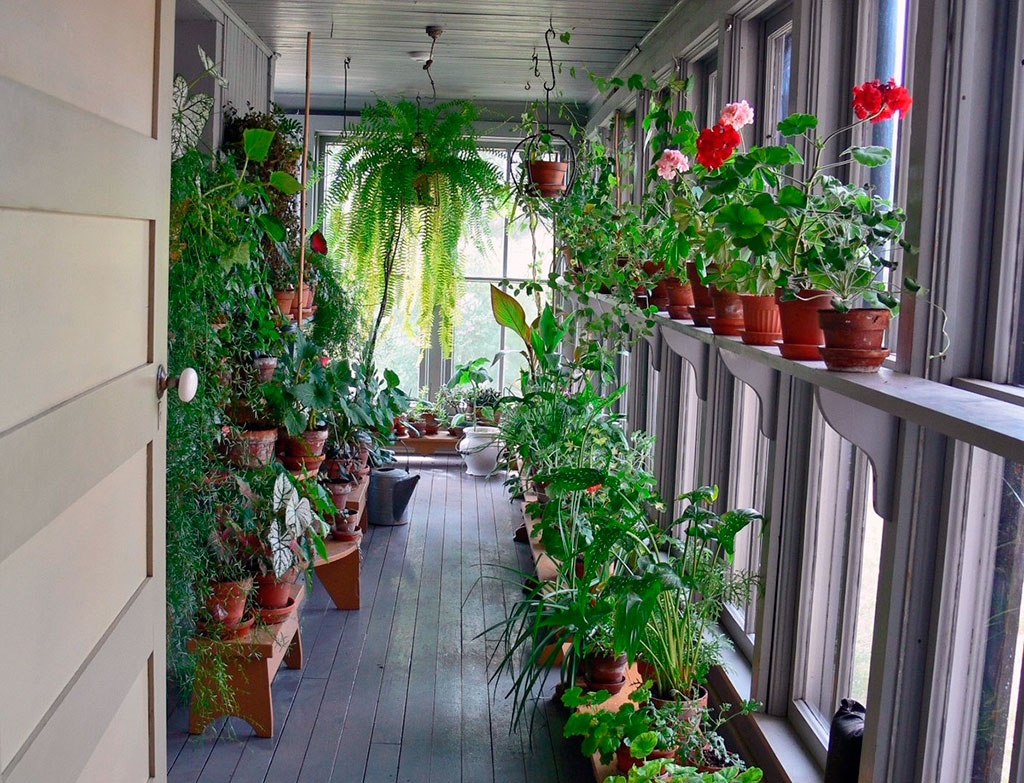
374, 307, 421, 396
763, 24, 793, 145
724, 382, 770, 655
793, 409, 877, 755
972, 458, 1024, 782
461, 148, 507, 279
452, 281, 502, 382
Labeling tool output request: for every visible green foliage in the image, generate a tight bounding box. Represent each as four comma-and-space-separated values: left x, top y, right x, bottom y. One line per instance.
325, 98, 504, 359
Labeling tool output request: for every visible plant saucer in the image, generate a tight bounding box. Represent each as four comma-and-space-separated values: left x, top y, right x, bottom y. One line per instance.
774, 340, 823, 361
258, 597, 297, 625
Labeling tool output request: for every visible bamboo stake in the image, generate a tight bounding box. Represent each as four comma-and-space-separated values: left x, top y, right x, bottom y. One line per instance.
297, 31, 312, 328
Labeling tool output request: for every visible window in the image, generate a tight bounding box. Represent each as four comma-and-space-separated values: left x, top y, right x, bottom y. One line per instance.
791, 410, 881, 762
722, 382, 771, 658
762, 13, 793, 146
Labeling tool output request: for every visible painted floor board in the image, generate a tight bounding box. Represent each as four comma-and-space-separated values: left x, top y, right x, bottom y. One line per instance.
167, 457, 592, 783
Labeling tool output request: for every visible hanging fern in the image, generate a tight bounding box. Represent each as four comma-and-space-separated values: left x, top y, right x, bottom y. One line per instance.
325, 98, 503, 360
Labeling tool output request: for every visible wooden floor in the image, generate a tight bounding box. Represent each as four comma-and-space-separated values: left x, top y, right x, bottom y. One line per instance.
167, 456, 592, 783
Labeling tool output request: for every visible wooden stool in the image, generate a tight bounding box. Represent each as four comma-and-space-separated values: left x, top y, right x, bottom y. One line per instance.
188, 581, 305, 738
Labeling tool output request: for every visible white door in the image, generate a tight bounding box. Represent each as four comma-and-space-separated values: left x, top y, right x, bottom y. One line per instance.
0, 2, 172, 781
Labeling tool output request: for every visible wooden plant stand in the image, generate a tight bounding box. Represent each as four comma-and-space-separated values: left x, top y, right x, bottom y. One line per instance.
313, 474, 366, 609
394, 432, 461, 456
188, 581, 306, 738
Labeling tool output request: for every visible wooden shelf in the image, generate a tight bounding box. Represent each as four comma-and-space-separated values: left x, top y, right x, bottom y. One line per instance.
188, 580, 306, 737
394, 432, 461, 456
314, 539, 360, 610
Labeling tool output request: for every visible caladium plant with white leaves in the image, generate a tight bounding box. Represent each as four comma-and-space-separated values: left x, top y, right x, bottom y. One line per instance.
269, 473, 330, 578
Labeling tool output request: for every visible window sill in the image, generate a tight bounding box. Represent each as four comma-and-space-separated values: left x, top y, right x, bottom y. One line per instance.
712, 643, 824, 783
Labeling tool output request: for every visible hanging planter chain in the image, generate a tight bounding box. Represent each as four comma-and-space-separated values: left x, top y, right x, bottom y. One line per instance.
510, 20, 577, 200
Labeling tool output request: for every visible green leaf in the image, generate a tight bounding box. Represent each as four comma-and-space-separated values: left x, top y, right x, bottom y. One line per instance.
850, 145, 892, 167
715, 204, 766, 239
269, 170, 303, 195
256, 213, 286, 242
778, 185, 807, 210
559, 30, 571, 44
490, 284, 531, 345
221, 242, 250, 271
777, 113, 818, 136
243, 128, 275, 162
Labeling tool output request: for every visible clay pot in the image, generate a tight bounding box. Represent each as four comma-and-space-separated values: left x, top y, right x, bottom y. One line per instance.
643, 261, 669, 310
584, 651, 629, 695
255, 571, 296, 609
393, 417, 409, 437
708, 286, 744, 336
281, 427, 330, 457
819, 308, 891, 372
528, 160, 569, 198
280, 453, 325, 475
422, 412, 441, 436
776, 288, 833, 360
685, 262, 715, 326
206, 578, 251, 627
331, 508, 362, 542
615, 745, 678, 773
273, 289, 296, 317
325, 480, 356, 511
739, 294, 782, 345
253, 356, 278, 382
225, 426, 278, 468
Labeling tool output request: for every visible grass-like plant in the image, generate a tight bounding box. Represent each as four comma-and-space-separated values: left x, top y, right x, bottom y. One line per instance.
326, 98, 503, 361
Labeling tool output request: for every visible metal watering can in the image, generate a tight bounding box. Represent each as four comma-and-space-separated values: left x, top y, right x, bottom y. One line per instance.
367, 466, 420, 526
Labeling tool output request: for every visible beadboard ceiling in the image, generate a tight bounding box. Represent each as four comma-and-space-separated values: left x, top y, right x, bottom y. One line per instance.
220, 0, 683, 113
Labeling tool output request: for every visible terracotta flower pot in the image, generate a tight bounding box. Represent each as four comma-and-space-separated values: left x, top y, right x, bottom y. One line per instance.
225, 426, 278, 468
615, 744, 678, 773
325, 480, 356, 511
776, 288, 833, 360
253, 356, 278, 382
739, 293, 782, 345
685, 262, 715, 326
708, 285, 744, 336
281, 427, 330, 457
643, 261, 669, 310
206, 578, 251, 627
280, 453, 325, 475
584, 651, 629, 695
255, 571, 297, 609
528, 160, 569, 198
819, 308, 891, 372
422, 412, 440, 436
273, 289, 295, 317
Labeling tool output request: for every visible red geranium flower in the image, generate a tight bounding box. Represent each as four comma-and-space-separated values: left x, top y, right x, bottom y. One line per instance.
586, 484, 602, 494
319, 355, 330, 368
310, 230, 328, 255
696, 122, 742, 170
852, 78, 912, 122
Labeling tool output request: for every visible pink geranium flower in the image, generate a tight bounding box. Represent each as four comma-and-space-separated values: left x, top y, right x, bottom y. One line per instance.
655, 149, 691, 181
720, 100, 755, 130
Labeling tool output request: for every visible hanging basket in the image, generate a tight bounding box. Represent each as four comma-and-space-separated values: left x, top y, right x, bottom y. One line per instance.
511, 129, 578, 199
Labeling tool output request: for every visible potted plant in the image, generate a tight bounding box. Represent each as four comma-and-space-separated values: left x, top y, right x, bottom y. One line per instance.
632, 486, 761, 703
607, 760, 764, 783
710, 79, 915, 369
325, 97, 504, 362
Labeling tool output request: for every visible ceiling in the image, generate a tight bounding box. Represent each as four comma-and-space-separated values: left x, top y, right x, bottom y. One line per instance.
222, 0, 682, 114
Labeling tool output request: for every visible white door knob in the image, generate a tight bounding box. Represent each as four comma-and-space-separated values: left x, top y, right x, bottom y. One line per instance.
177, 367, 199, 402
157, 365, 199, 403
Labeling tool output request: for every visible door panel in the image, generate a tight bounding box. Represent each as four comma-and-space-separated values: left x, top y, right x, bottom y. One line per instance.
0, 1, 171, 780
0, 450, 150, 762
77, 666, 153, 783
0, 1, 158, 136
0, 211, 151, 432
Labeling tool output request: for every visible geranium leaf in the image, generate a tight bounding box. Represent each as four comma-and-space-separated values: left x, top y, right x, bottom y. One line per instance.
850, 145, 892, 167
777, 113, 818, 136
